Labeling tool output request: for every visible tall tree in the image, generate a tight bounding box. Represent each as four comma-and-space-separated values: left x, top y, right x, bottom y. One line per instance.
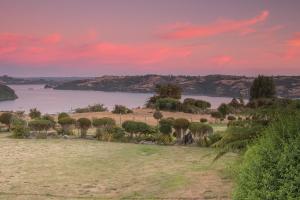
155, 84, 182, 99
250, 75, 276, 100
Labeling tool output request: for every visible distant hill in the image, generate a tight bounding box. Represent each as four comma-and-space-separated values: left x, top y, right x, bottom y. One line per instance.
0, 75, 89, 85
0, 84, 17, 101
53, 75, 300, 98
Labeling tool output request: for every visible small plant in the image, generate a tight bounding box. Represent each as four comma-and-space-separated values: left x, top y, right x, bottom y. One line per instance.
173, 118, 190, 141
112, 105, 133, 114
153, 110, 163, 122
29, 108, 41, 119
58, 117, 76, 135
58, 112, 70, 121
29, 119, 53, 138
200, 118, 208, 123
75, 104, 107, 113
77, 118, 91, 138
11, 117, 29, 138
0, 112, 13, 130
227, 115, 236, 121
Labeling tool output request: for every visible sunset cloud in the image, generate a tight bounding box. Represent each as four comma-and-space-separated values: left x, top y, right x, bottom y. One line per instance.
0, 32, 192, 66
159, 10, 269, 39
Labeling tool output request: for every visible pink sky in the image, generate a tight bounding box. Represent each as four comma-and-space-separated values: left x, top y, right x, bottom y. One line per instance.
0, 0, 300, 76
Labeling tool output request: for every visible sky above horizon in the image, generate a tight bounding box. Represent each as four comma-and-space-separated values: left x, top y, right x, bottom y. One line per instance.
0, 0, 300, 77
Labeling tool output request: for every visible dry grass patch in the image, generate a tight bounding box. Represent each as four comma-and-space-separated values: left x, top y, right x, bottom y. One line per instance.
0, 133, 236, 199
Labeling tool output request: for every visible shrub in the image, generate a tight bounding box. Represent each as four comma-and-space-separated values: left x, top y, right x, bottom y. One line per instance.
218, 103, 231, 117
189, 122, 213, 141
58, 117, 76, 135
29, 119, 53, 138
200, 118, 208, 123
58, 112, 70, 121
0, 112, 13, 130
227, 115, 236, 121
211, 111, 223, 119
77, 118, 91, 138
173, 118, 190, 141
182, 98, 211, 113
153, 110, 163, 121
41, 114, 56, 127
29, 108, 41, 119
92, 117, 116, 128
112, 105, 133, 114
111, 127, 126, 141
159, 118, 173, 135
234, 114, 300, 199
11, 117, 29, 138
75, 104, 107, 113
155, 98, 181, 111
122, 120, 150, 137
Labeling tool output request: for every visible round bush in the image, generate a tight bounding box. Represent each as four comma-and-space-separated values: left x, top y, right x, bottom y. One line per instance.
92, 117, 116, 128
77, 118, 91, 129
200, 118, 208, 123
227, 115, 236, 121
58, 112, 70, 121
153, 110, 163, 120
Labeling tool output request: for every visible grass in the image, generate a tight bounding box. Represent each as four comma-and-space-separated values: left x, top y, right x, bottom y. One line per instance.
0, 133, 236, 199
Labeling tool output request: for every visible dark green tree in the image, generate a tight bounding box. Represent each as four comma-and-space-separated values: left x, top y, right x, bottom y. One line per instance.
250, 75, 276, 100
155, 84, 182, 99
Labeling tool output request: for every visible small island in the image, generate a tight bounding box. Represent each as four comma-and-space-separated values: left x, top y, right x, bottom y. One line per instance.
0, 84, 17, 101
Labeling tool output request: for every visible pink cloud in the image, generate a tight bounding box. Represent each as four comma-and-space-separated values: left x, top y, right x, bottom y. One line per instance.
0, 32, 192, 66
159, 10, 269, 39
210, 55, 234, 65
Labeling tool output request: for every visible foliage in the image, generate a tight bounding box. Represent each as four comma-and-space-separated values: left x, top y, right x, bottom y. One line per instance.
210, 111, 223, 119
29, 119, 53, 132
250, 75, 276, 100
159, 118, 174, 135
155, 84, 182, 99
11, 117, 29, 138
58, 117, 76, 135
92, 117, 116, 128
189, 122, 213, 141
155, 98, 181, 111
213, 120, 265, 160
200, 118, 208, 123
58, 112, 70, 121
29, 108, 41, 119
77, 118, 91, 138
112, 105, 133, 114
217, 103, 231, 117
234, 114, 300, 199
75, 104, 107, 113
41, 114, 56, 127
122, 120, 151, 136
173, 118, 190, 140
0, 112, 13, 129
227, 115, 236, 121
182, 98, 211, 114
153, 110, 163, 120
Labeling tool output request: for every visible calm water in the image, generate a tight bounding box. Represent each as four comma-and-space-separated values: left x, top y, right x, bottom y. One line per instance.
0, 85, 232, 114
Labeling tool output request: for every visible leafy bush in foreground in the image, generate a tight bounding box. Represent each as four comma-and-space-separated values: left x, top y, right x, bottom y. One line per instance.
234, 114, 300, 199
11, 117, 29, 138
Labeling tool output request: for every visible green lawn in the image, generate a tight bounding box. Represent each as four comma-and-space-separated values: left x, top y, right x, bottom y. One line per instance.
0, 133, 236, 200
